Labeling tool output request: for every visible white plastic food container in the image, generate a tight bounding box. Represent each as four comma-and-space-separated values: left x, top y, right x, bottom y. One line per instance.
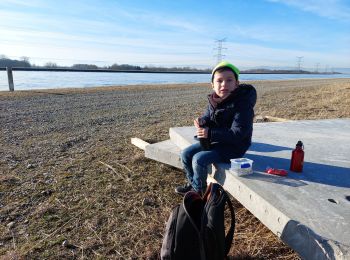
230, 158, 254, 176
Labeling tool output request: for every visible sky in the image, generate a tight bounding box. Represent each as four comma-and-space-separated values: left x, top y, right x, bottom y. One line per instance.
0, 0, 349, 70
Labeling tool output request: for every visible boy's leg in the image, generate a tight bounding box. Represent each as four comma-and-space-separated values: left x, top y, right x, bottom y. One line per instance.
180, 142, 202, 184
191, 150, 222, 193
175, 142, 202, 195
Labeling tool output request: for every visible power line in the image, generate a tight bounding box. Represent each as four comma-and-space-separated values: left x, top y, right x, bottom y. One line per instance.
296, 56, 304, 71
2, 55, 107, 64
325, 64, 329, 73
1, 54, 213, 67
214, 38, 227, 64
315, 62, 320, 73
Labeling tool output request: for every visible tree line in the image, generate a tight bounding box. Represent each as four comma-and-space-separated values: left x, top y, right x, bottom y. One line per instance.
0, 55, 210, 72
0, 55, 339, 74
0, 56, 31, 68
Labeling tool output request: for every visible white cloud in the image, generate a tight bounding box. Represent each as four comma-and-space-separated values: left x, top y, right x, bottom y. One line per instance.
0, 6, 212, 66
225, 42, 350, 68
0, 0, 44, 8
0, 40, 212, 67
0, 23, 210, 55
231, 24, 299, 43
114, 8, 204, 33
228, 23, 346, 51
1, 1, 349, 68
268, 0, 350, 22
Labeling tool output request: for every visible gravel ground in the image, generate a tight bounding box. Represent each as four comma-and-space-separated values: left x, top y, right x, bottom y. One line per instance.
0, 78, 349, 259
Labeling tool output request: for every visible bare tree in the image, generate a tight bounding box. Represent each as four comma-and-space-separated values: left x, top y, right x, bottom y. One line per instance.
45, 62, 58, 68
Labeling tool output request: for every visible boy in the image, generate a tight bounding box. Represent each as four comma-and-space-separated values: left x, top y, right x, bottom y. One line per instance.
175, 61, 257, 195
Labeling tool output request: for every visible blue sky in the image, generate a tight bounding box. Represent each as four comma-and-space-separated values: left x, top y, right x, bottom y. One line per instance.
0, 0, 349, 70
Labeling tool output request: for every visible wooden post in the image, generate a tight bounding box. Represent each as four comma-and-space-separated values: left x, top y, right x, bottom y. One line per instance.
6, 67, 14, 91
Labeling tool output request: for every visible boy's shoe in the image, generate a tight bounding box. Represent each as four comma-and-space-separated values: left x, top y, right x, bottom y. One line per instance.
175, 183, 193, 195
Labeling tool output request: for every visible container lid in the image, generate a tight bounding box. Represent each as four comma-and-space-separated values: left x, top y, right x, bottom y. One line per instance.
241, 163, 251, 168
230, 158, 253, 164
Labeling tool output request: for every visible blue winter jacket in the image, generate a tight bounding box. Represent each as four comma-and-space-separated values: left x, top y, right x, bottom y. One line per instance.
200, 84, 257, 161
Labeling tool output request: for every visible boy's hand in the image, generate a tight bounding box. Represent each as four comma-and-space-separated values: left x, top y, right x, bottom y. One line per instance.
194, 118, 206, 128
197, 127, 209, 138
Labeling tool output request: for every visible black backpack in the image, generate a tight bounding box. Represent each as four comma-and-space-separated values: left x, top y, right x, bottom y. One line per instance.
161, 182, 235, 260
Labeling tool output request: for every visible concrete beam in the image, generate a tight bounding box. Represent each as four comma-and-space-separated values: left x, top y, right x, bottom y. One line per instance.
137, 119, 350, 259
145, 140, 182, 168
131, 137, 149, 150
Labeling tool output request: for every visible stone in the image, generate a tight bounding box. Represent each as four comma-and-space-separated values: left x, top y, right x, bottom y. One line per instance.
27, 163, 35, 169
7, 221, 15, 229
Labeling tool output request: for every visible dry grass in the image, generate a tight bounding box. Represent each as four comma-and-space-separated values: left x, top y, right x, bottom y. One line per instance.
0, 78, 349, 259
255, 79, 350, 119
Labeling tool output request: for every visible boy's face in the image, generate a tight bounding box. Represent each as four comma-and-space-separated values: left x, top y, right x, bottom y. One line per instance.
211, 70, 239, 98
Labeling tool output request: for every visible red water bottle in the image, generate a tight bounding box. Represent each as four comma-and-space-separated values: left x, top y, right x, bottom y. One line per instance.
290, 141, 304, 172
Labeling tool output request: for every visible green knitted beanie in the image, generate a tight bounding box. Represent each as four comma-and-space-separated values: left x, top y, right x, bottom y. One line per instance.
211, 61, 240, 81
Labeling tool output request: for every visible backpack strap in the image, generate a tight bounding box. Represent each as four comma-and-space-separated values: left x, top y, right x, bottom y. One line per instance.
205, 183, 235, 257
223, 189, 235, 256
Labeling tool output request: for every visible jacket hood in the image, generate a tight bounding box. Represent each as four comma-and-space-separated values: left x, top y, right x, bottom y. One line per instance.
208, 83, 256, 108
